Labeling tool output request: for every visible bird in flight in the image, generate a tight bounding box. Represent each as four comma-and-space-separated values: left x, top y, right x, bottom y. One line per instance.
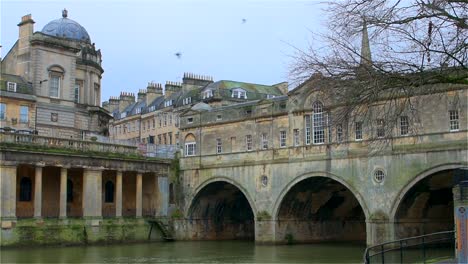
242, 18, 247, 24
175, 52, 182, 59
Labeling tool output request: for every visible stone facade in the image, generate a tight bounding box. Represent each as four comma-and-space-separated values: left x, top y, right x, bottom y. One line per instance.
177, 74, 468, 246
1, 11, 111, 139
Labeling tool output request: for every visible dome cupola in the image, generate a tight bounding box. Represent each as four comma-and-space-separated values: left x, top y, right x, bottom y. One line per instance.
41, 9, 91, 43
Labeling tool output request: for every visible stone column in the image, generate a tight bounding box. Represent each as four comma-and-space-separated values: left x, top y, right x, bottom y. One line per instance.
0, 162, 17, 220
59, 167, 68, 218
34, 164, 44, 218
136, 172, 143, 217
157, 175, 169, 216
366, 218, 395, 246
255, 218, 277, 244
83, 167, 103, 218
115, 171, 123, 217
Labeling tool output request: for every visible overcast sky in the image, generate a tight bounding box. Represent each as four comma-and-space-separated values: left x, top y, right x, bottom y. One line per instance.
1, 0, 326, 102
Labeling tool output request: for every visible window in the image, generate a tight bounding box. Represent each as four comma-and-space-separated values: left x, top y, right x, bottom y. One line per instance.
0, 103, 6, 120
217, 114, 222, 121
373, 170, 385, 184
20, 106, 28, 123
163, 133, 167, 144
449, 110, 459, 131
293, 129, 300, 146
67, 179, 73, 202
135, 107, 141, 114
246, 135, 253, 151
74, 82, 81, 103
120, 112, 127, 118
152, 119, 155, 128
312, 101, 325, 144
280, 131, 287, 147
94, 83, 100, 106
187, 117, 193, 124
203, 89, 213, 99
159, 115, 162, 127
232, 88, 247, 99
105, 181, 114, 203
355, 122, 363, 140
169, 114, 172, 125
158, 135, 162, 144
305, 115, 311, 145
164, 100, 173, 107
376, 119, 385, 138
19, 177, 32, 201
7, 82, 17, 92
266, 94, 275, 99
143, 121, 146, 130
400, 116, 409, 136
261, 133, 268, 149
216, 138, 222, 154
164, 114, 167, 126
185, 142, 196, 156
183, 97, 192, 105
169, 132, 172, 144
49, 75, 60, 98
336, 124, 343, 142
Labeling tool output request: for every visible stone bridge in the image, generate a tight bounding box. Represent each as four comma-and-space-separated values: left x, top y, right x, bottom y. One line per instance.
177, 133, 467, 246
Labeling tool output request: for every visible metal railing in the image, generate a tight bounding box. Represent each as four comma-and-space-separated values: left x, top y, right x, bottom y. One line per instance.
364, 230, 455, 264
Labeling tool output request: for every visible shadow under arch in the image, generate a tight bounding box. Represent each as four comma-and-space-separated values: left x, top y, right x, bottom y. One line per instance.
272, 171, 370, 220
184, 176, 257, 241
185, 176, 257, 219
388, 163, 466, 222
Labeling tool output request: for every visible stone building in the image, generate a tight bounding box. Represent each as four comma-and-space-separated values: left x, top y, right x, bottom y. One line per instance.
105, 73, 287, 149
176, 28, 467, 245
0, 73, 36, 132
1, 10, 111, 138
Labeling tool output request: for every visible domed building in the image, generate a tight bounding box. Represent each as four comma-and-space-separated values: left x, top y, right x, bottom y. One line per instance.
1, 9, 110, 138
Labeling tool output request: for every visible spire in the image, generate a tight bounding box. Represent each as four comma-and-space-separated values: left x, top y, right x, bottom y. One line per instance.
360, 20, 372, 67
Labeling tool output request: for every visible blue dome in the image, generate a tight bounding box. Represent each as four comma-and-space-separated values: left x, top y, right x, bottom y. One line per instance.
41, 9, 91, 43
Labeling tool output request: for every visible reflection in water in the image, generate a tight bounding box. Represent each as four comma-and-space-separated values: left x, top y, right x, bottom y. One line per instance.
2, 241, 365, 263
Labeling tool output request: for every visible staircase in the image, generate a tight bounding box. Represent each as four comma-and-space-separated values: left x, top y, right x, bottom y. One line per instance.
147, 218, 174, 241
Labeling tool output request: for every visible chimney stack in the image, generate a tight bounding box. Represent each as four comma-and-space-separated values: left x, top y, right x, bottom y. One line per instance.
118, 92, 135, 112
16, 14, 35, 81
182, 72, 214, 92
146, 82, 163, 105
164, 81, 182, 97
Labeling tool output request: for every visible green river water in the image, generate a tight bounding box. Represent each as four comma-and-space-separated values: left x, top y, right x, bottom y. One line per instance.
2, 241, 366, 263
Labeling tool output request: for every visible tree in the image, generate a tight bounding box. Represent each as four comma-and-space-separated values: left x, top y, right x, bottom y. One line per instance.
289, 0, 467, 141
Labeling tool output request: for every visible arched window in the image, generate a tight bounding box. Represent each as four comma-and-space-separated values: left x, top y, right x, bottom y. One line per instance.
67, 179, 73, 202
312, 101, 325, 144
19, 177, 32, 201
105, 181, 114, 203
185, 133, 196, 156
47, 65, 65, 98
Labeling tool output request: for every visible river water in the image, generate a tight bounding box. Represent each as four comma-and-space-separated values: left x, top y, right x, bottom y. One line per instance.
2, 241, 366, 263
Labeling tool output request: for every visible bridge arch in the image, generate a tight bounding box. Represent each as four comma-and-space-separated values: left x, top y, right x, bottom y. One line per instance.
185, 177, 256, 240
389, 163, 466, 221
273, 171, 369, 243
390, 163, 466, 239
272, 171, 369, 219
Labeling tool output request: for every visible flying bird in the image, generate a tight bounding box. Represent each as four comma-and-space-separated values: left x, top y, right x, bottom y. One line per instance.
174, 52, 182, 59
242, 18, 247, 24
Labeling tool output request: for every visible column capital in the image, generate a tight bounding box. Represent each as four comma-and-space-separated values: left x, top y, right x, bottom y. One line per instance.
84, 166, 105, 172
1, 161, 18, 167
35, 162, 45, 168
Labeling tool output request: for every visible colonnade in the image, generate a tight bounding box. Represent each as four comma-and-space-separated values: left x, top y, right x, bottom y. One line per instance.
0, 161, 168, 220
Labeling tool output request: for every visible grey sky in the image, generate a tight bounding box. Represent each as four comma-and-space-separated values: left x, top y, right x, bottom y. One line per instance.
1, 0, 326, 102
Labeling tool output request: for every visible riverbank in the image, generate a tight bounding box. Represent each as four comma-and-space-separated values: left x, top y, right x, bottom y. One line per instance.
0, 218, 165, 247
